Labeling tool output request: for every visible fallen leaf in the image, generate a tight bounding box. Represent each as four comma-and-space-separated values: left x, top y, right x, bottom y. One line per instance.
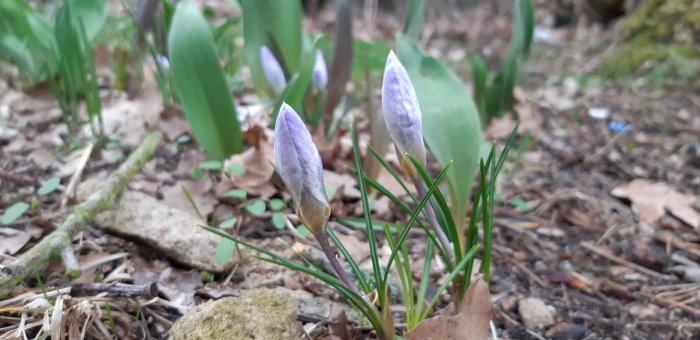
0, 227, 31, 255
611, 179, 700, 228
101, 72, 164, 147
157, 106, 190, 141
224, 129, 276, 198
485, 114, 517, 140
324, 171, 360, 199
161, 176, 217, 219
334, 232, 369, 264
405, 275, 493, 340
513, 87, 541, 136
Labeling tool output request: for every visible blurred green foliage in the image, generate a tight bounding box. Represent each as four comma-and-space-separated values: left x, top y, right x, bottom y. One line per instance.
168, 0, 242, 160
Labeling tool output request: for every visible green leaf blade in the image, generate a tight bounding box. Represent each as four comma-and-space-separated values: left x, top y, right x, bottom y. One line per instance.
168, 0, 242, 160
38, 177, 61, 196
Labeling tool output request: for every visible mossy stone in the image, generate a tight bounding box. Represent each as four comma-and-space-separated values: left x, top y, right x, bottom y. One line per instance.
600, 0, 700, 76
169, 289, 299, 340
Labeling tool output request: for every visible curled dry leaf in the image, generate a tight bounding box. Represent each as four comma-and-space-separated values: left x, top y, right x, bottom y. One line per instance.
405, 275, 493, 340
611, 179, 700, 229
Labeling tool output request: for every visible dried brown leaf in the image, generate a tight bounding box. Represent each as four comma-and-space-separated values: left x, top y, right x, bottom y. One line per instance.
612, 179, 700, 228
405, 275, 493, 340
223, 130, 276, 198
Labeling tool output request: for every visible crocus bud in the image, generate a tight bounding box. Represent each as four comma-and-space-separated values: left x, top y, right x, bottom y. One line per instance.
260, 45, 286, 95
311, 49, 328, 94
274, 103, 330, 235
381, 50, 426, 177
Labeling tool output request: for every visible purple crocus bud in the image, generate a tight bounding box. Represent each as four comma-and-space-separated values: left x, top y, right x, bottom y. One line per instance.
311, 49, 328, 94
260, 45, 286, 95
381, 50, 426, 177
274, 102, 330, 234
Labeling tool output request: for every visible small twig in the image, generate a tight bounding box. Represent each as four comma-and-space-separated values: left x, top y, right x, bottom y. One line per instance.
512, 261, 549, 288
0, 170, 39, 186
635, 320, 700, 328
61, 282, 159, 298
60, 142, 94, 210
596, 222, 621, 245
580, 241, 675, 281
584, 125, 634, 164
80, 252, 130, 272
60, 247, 81, 279
490, 320, 498, 340
637, 291, 700, 316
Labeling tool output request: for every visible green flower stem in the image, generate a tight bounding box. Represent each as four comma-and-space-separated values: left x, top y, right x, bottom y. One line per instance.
315, 232, 363, 296
413, 178, 453, 256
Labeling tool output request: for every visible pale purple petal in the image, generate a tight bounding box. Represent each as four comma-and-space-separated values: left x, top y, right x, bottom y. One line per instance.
381, 50, 426, 167
274, 103, 329, 232
311, 49, 328, 93
260, 46, 286, 95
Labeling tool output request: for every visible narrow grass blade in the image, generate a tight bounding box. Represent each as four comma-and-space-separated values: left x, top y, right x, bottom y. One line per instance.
201, 225, 383, 329
367, 144, 416, 203
420, 244, 480, 320
181, 185, 203, 220
412, 237, 435, 327
382, 222, 414, 320
408, 155, 461, 259
381, 160, 453, 289
345, 166, 453, 268
328, 228, 370, 292
402, 0, 425, 40
351, 126, 383, 302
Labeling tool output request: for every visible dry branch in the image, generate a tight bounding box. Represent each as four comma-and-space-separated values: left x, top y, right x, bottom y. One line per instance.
62, 281, 159, 298
0, 132, 162, 298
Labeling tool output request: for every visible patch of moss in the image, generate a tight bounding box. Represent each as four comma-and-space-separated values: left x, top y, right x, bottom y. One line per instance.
600, 0, 700, 77
169, 289, 299, 340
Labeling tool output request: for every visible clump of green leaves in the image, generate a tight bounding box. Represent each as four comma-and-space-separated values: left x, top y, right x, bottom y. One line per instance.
471, 0, 534, 128
0, 0, 55, 82
48, 0, 108, 144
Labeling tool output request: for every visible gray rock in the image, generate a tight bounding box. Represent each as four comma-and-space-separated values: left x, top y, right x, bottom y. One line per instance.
78, 180, 234, 272
518, 297, 554, 329
169, 289, 300, 340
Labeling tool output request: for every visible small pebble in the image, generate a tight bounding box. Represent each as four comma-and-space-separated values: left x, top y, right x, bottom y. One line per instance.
519, 297, 555, 329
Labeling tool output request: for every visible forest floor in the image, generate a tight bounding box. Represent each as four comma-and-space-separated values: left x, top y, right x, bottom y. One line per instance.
1, 2, 699, 340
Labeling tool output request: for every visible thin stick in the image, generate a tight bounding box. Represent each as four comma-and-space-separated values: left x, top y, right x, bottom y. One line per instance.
580, 242, 675, 281
60, 247, 81, 279
512, 261, 549, 288
0, 132, 162, 298
637, 291, 700, 316
635, 320, 700, 328
315, 233, 362, 296
60, 142, 94, 209
64, 282, 159, 298
0, 170, 38, 186
413, 179, 453, 255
